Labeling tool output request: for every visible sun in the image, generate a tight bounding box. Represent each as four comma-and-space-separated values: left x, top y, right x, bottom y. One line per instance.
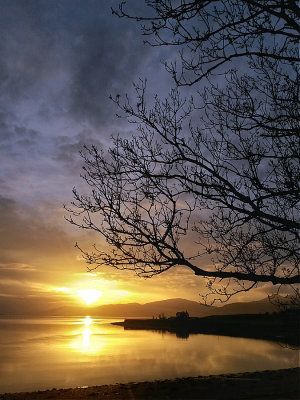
77, 289, 103, 305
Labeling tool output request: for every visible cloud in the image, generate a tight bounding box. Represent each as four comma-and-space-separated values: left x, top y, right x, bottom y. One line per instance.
0, 0, 162, 210
0, 263, 37, 272
52, 129, 104, 171
68, 21, 149, 128
0, 195, 76, 267
0, 117, 39, 157
0, 261, 54, 312
0, 0, 153, 127
0, 2, 61, 101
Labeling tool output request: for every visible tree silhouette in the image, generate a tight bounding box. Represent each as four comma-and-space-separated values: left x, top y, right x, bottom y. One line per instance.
67, 0, 299, 302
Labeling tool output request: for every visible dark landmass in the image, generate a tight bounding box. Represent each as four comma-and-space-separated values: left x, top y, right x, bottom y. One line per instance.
113, 312, 300, 346
1, 368, 299, 399
0, 296, 293, 320
49, 297, 281, 317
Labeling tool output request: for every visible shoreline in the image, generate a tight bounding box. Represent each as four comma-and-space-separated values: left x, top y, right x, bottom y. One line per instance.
114, 313, 300, 345
1, 368, 299, 400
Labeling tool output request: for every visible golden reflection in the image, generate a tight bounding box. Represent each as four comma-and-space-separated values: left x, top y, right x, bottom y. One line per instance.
69, 316, 106, 354
84, 316, 92, 327
82, 327, 91, 347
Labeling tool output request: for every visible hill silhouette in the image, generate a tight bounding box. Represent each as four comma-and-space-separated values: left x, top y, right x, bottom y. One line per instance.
0, 296, 280, 317
48, 297, 278, 317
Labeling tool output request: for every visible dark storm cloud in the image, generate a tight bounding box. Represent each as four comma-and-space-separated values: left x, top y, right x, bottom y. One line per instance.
0, 116, 39, 156
0, 0, 160, 196
68, 21, 150, 127
0, 1, 60, 100
53, 128, 103, 166
0, 0, 152, 126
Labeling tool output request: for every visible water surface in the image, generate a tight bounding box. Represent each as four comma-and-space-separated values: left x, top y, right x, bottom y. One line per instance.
0, 316, 298, 393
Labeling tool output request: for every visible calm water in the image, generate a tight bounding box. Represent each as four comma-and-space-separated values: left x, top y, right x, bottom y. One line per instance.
0, 316, 298, 393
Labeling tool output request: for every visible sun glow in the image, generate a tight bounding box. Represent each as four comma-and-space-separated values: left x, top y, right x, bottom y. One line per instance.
77, 289, 103, 305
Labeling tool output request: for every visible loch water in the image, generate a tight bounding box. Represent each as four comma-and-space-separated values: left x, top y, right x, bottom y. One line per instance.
0, 316, 298, 393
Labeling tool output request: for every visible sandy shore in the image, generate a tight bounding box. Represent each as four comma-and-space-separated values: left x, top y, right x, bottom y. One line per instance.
0, 368, 299, 400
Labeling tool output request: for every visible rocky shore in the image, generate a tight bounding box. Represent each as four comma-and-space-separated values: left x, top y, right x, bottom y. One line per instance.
1, 368, 299, 400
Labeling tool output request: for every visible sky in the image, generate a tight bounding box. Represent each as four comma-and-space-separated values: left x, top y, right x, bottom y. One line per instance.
0, 0, 273, 314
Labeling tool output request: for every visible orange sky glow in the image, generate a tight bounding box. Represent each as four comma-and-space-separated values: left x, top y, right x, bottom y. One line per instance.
0, 203, 276, 315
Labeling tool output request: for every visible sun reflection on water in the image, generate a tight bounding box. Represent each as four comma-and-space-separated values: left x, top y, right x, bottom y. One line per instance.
84, 316, 92, 327
69, 316, 106, 354
82, 327, 92, 347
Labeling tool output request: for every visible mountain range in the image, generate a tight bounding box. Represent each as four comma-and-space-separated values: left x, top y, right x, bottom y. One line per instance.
49, 297, 279, 318
0, 295, 283, 317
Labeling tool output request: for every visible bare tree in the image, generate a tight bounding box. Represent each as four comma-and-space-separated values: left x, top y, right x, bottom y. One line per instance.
114, 1, 299, 83
67, 0, 299, 302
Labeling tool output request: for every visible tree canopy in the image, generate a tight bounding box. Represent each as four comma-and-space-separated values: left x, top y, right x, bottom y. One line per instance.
67, 0, 299, 302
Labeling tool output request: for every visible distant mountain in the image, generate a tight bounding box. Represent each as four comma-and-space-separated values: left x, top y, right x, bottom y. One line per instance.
48, 302, 145, 317
49, 299, 205, 318
140, 298, 214, 318
82, 298, 214, 318
88, 302, 145, 317
0, 296, 279, 317
89, 297, 278, 318
212, 298, 278, 316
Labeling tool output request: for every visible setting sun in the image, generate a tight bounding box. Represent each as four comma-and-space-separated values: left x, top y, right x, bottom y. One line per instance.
77, 289, 103, 305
